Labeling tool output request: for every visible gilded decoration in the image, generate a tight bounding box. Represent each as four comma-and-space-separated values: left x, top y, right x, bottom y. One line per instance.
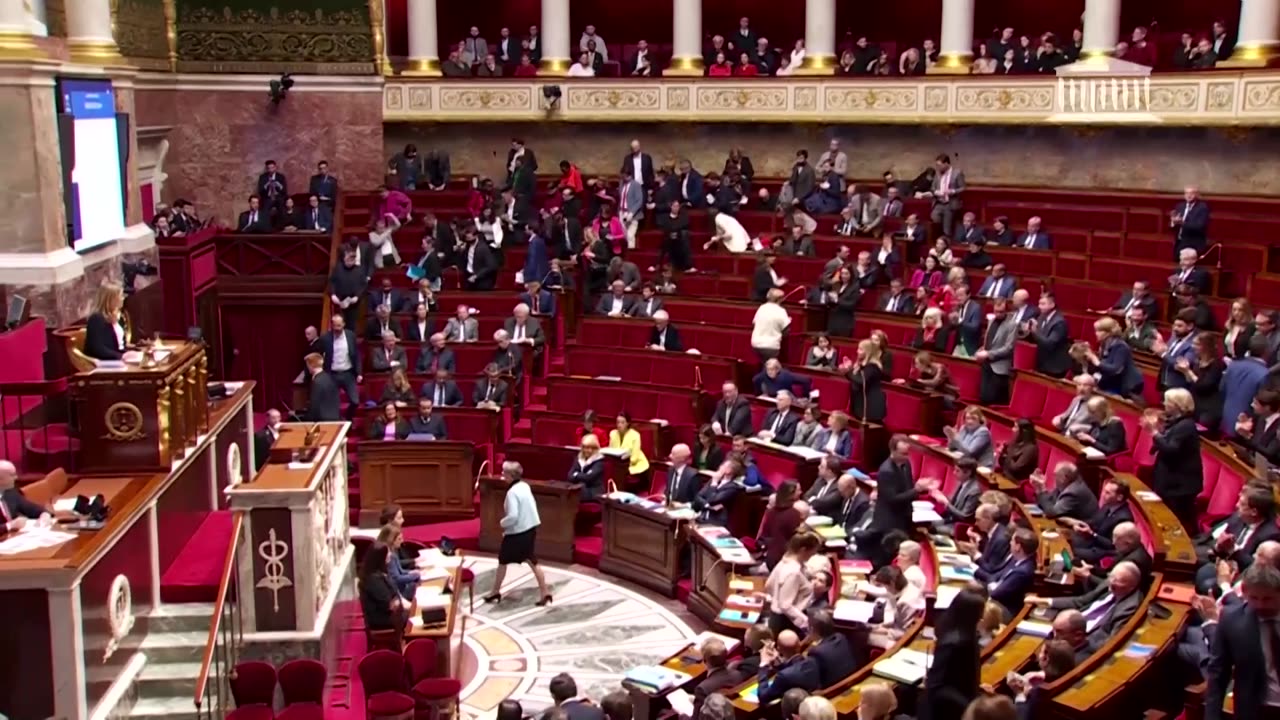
174, 1, 374, 74
382, 73, 1280, 125
111, 0, 170, 69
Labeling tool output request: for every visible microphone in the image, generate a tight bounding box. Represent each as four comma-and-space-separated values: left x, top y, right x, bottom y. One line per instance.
699, 556, 726, 591
1204, 243, 1223, 270
781, 284, 806, 302
473, 459, 490, 492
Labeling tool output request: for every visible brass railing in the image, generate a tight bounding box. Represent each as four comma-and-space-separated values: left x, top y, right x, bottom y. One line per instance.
193, 511, 246, 718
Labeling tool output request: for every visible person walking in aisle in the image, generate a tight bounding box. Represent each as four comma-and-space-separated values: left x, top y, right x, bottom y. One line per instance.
484, 461, 552, 606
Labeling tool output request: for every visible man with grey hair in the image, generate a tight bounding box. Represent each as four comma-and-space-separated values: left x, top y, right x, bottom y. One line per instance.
370, 329, 407, 372
492, 328, 523, 381
1205, 563, 1280, 719
1053, 374, 1098, 433
665, 444, 698, 505
758, 390, 799, 445
699, 694, 736, 720
692, 637, 735, 718
504, 303, 545, 349
647, 309, 683, 351
1032, 561, 1143, 650
1, 459, 44, 532
486, 460, 552, 605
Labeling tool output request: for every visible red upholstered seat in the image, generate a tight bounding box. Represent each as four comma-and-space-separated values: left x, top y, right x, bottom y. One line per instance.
229, 661, 277, 707
279, 658, 327, 706
367, 691, 416, 718
276, 703, 326, 720
1206, 464, 1245, 521
359, 650, 414, 719
413, 678, 462, 700
1039, 386, 1075, 427
1198, 455, 1223, 504
226, 706, 275, 720
1008, 380, 1047, 421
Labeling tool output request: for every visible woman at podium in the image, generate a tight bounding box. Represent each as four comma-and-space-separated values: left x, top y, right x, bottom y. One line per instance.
84, 282, 128, 361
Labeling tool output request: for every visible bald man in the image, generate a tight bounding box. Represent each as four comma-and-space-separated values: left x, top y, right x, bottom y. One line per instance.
0, 460, 44, 532
757, 630, 822, 704
1075, 521, 1152, 586
1051, 610, 1092, 665
1178, 540, 1280, 677
254, 409, 284, 470
664, 444, 699, 505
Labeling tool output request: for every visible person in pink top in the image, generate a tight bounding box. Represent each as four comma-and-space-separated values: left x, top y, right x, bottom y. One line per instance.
592, 204, 626, 255
377, 185, 413, 223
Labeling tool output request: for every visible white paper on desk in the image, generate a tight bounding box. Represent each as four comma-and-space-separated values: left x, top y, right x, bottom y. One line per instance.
666, 508, 697, 520
719, 550, 756, 564
1082, 446, 1105, 460
938, 552, 973, 567
415, 587, 449, 608
287, 460, 316, 470
780, 444, 827, 461
834, 598, 877, 623
912, 507, 943, 524
666, 689, 694, 717
1137, 490, 1162, 503
1016, 619, 1054, 637
806, 515, 833, 527
53, 498, 79, 513
0, 527, 77, 555
934, 584, 961, 610
872, 649, 932, 685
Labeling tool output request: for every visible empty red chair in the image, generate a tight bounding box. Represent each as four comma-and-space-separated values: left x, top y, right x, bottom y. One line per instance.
226, 707, 274, 720
403, 639, 462, 720
1007, 380, 1047, 422
278, 658, 327, 707
358, 650, 416, 720
229, 661, 277, 708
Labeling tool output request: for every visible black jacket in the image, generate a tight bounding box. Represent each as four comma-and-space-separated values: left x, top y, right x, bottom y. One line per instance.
870, 457, 915, 534
807, 633, 859, 688
848, 363, 886, 423
664, 465, 701, 505
408, 413, 448, 439
712, 397, 753, 437
368, 418, 410, 440
1151, 415, 1204, 501
920, 631, 980, 720
307, 371, 341, 421
84, 312, 125, 361
649, 324, 683, 352
567, 455, 607, 501
472, 378, 508, 405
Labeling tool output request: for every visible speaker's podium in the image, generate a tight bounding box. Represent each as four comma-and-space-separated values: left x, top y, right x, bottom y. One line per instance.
69, 340, 211, 473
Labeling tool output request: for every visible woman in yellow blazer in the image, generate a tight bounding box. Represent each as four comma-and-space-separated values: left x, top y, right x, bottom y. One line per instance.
608, 411, 650, 476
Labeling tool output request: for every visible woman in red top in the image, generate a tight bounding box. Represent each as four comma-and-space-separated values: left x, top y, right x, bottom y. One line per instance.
708, 51, 733, 77
757, 480, 805, 570
513, 53, 537, 77
577, 410, 609, 449
735, 52, 759, 76
937, 266, 968, 313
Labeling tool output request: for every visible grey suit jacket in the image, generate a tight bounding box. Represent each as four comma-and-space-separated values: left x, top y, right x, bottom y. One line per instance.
370, 345, 408, 373
930, 169, 966, 208
462, 37, 489, 65
630, 296, 665, 318
503, 316, 545, 348
444, 317, 479, 342
619, 180, 645, 221
985, 315, 1019, 376
848, 193, 884, 230
818, 150, 849, 177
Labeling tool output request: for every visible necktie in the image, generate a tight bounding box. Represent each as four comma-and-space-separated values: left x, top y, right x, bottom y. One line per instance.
993, 278, 1002, 297
1026, 233, 1034, 248
771, 413, 782, 435
250, 211, 257, 225
0, 495, 11, 523
486, 384, 493, 401
313, 210, 318, 226
1083, 594, 1116, 630
435, 386, 443, 406
890, 295, 899, 313
860, 201, 869, 224
842, 496, 853, 524
532, 296, 540, 313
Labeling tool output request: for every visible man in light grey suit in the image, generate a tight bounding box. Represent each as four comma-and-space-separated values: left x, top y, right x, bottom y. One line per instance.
503, 303, 545, 350
846, 187, 884, 237
928, 153, 965, 239
443, 305, 479, 343
976, 298, 1019, 405
817, 139, 849, 178
1052, 375, 1098, 433
461, 27, 489, 65
618, 167, 646, 248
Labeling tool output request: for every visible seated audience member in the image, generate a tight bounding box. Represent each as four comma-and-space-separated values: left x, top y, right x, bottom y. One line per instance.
977, 528, 1038, 615
1010, 639, 1077, 718
657, 444, 697, 506
365, 303, 400, 342
417, 333, 457, 374
421, 368, 464, 407
977, 263, 1016, 299
855, 684, 900, 720
377, 524, 421, 599
803, 455, 842, 514
1109, 279, 1160, 319
694, 459, 745, 526
406, 398, 447, 439
630, 285, 664, 319
369, 402, 410, 440
712, 382, 753, 436
1237, 388, 1280, 470
945, 406, 995, 468
550, 674, 604, 720
1032, 462, 1098, 521
513, 52, 537, 76
896, 539, 929, 591
878, 278, 915, 315
1066, 477, 1134, 565
929, 456, 983, 526
1050, 610, 1092, 666
806, 608, 858, 687
577, 410, 610, 448
1073, 396, 1128, 455
642, 310, 683, 352
754, 359, 812, 399
913, 307, 952, 353
759, 391, 800, 446
492, 330, 523, 382
1170, 284, 1218, 331
810, 411, 853, 458
443, 305, 479, 343
473, 364, 508, 408
694, 425, 725, 471
505, 303, 545, 351
568, 434, 607, 501
237, 195, 272, 233
404, 303, 435, 344
1123, 306, 1160, 352
610, 412, 650, 478
759, 480, 806, 569
691, 638, 737, 718
1029, 561, 1143, 651
597, 280, 636, 317
805, 334, 837, 369
867, 565, 926, 648
1053, 374, 1098, 433
519, 280, 556, 316
1169, 248, 1211, 296
1015, 216, 1050, 250
756, 627, 821, 704
1195, 484, 1280, 592
370, 331, 407, 373
1073, 521, 1151, 585
959, 503, 1012, 576
998, 418, 1040, 481
381, 368, 416, 406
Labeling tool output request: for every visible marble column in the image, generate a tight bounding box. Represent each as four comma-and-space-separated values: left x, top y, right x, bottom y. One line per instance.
796, 0, 836, 74
65, 0, 123, 64
1223, 0, 1280, 66
667, 0, 703, 75
1080, 0, 1121, 60
931, 0, 975, 73
0, 0, 40, 58
539, 0, 571, 74
404, 0, 441, 75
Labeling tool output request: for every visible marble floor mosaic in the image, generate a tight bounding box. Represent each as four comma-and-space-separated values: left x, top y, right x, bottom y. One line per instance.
454, 558, 701, 720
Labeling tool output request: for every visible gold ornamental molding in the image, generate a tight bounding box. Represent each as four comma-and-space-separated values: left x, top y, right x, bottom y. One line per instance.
381, 72, 1280, 126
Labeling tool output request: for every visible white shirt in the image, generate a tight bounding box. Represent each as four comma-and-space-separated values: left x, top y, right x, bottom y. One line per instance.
112, 321, 126, 351
715, 213, 750, 253
513, 322, 526, 341
751, 303, 792, 350
567, 63, 595, 77
610, 296, 624, 314
466, 243, 477, 273
655, 327, 668, 348
1023, 232, 1037, 248
331, 332, 351, 372
631, 154, 644, 184
415, 320, 428, 340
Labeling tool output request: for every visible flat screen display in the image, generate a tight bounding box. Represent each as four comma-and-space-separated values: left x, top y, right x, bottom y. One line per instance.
58, 78, 126, 251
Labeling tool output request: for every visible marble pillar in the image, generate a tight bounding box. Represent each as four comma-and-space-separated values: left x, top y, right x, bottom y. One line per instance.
667, 0, 703, 76
404, 0, 441, 75
796, 0, 836, 74
65, 0, 123, 64
0, 67, 66, 254
539, 0, 570, 74
1223, 0, 1280, 66
0, 0, 40, 58
932, 0, 975, 73
1080, 0, 1121, 59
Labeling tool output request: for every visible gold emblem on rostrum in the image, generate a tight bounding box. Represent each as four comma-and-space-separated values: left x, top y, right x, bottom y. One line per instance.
103, 402, 145, 441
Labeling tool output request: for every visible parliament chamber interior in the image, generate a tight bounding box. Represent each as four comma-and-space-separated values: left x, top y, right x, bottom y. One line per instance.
5, 0, 1280, 719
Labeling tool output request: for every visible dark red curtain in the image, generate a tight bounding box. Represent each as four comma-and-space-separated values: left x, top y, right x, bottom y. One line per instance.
219, 302, 319, 414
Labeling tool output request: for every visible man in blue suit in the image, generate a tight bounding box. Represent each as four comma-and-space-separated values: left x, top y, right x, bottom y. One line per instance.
1030, 294, 1071, 376
407, 398, 448, 439
978, 264, 1017, 299
977, 528, 1038, 615
1222, 335, 1272, 437
1016, 216, 1052, 250
522, 222, 549, 286
1172, 186, 1210, 256
962, 503, 1011, 576
806, 609, 859, 687
309, 160, 339, 207
753, 359, 812, 399
518, 279, 556, 316
1159, 309, 1199, 391
677, 159, 704, 208
951, 285, 984, 357
300, 194, 332, 233
758, 391, 800, 446
757, 630, 822, 704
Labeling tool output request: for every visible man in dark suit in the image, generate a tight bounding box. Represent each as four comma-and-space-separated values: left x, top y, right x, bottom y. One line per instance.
518, 280, 556, 316
1206, 563, 1280, 720
1016, 216, 1051, 250
753, 359, 812, 399
978, 264, 1017, 299
1030, 293, 1071, 377
1051, 610, 1094, 666
365, 304, 401, 341
369, 331, 408, 373
253, 409, 283, 471
691, 638, 739, 719
504, 305, 545, 351
951, 286, 983, 356
962, 503, 1011, 576
596, 280, 637, 317
1032, 461, 1099, 521
758, 391, 800, 446
0, 459, 45, 532
1088, 522, 1153, 585
620, 139, 655, 188
711, 382, 753, 436
757, 630, 821, 704
676, 159, 705, 208
369, 278, 403, 314
407, 398, 448, 439
806, 609, 859, 687
459, 233, 498, 291
1068, 477, 1136, 565
308, 160, 338, 207
304, 353, 341, 422
492, 331, 523, 383
237, 195, 271, 233
1237, 390, 1280, 468
834, 475, 872, 535
300, 194, 332, 233
473, 364, 508, 408
978, 528, 1038, 615
805, 457, 843, 516
416, 334, 457, 374
549, 674, 604, 720
1108, 280, 1160, 319
956, 212, 985, 246
1196, 484, 1280, 593
256, 159, 287, 215
1034, 561, 1144, 652
867, 436, 928, 563
1172, 186, 1210, 255
1211, 20, 1236, 59
420, 369, 464, 407
878, 278, 915, 315
329, 249, 368, 329
318, 315, 361, 413
647, 311, 683, 351
1170, 247, 1212, 295
664, 444, 700, 505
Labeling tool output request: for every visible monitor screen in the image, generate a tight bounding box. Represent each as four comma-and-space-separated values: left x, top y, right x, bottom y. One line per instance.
57, 77, 126, 251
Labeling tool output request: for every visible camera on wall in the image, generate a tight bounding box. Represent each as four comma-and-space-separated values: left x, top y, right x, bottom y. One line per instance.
122, 259, 157, 295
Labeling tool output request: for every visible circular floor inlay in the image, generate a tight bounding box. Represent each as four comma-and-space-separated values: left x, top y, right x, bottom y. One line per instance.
454, 557, 699, 720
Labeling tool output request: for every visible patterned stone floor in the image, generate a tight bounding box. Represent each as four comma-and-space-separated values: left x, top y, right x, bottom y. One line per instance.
456, 557, 701, 720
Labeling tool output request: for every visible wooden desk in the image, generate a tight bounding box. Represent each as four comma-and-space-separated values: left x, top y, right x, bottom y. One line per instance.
1118, 472, 1197, 581
357, 440, 477, 524
503, 442, 629, 491
686, 530, 761, 629
477, 476, 580, 563
404, 563, 465, 676
599, 499, 684, 598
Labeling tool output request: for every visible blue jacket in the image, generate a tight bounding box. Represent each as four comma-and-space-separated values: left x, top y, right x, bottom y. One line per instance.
753, 368, 812, 398
523, 234, 549, 285
389, 552, 420, 600
758, 655, 822, 704
1221, 357, 1269, 436
1161, 332, 1199, 390
977, 555, 1034, 613
810, 428, 852, 458
1095, 337, 1144, 397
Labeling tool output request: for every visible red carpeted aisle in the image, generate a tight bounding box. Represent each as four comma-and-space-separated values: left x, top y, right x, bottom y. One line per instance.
159, 510, 235, 604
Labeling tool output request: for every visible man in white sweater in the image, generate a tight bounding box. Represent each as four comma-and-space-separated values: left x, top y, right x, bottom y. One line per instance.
752, 288, 792, 363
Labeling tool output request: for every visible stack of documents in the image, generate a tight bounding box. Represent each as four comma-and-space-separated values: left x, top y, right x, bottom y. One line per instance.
1016, 619, 1053, 637
911, 501, 943, 524
833, 598, 877, 623
872, 648, 933, 684
690, 630, 741, 655
623, 665, 690, 693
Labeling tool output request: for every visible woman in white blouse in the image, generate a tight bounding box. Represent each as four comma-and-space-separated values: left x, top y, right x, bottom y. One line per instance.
763, 531, 822, 635
368, 214, 402, 268
896, 540, 928, 591
776, 39, 806, 76
474, 205, 504, 248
